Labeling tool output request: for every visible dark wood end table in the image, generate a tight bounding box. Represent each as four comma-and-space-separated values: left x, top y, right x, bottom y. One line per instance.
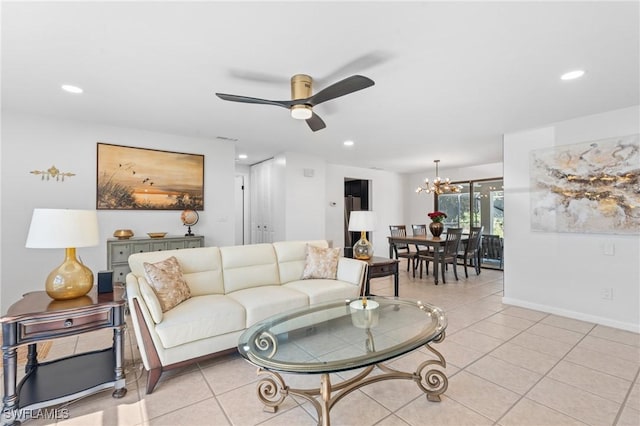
1, 287, 127, 424
362, 256, 400, 297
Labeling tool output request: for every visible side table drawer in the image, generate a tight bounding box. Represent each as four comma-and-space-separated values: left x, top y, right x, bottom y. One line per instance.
369, 264, 396, 275
18, 307, 114, 342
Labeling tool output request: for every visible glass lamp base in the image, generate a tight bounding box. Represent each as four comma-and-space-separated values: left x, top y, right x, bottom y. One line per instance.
45, 248, 94, 300
353, 237, 373, 260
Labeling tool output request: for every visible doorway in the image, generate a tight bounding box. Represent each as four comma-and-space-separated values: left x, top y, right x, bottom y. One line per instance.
234, 174, 249, 245
344, 178, 370, 257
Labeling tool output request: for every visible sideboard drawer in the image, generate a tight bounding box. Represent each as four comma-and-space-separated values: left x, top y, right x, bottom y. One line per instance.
18, 308, 113, 342
167, 241, 186, 250
110, 244, 131, 263
131, 243, 150, 254
151, 241, 166, 251
112, 265, 131, 284
186, 239, 202, 248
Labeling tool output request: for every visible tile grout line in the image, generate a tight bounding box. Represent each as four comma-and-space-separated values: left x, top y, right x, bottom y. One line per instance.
492, 322, 601, 426
612, 366, 640, 426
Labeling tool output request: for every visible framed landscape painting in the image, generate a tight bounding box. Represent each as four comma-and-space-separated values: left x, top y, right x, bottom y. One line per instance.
529, 134, 639, 234
97, 143, 204, 210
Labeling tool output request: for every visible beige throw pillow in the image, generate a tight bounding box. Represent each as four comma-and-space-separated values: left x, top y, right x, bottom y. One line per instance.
143, 256, 191, 312
302, 245, 340, 280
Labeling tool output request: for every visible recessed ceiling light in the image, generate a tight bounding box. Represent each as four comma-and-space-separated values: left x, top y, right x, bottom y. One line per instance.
560, 70, 585, 81
61, 84, 83, 94
343, 140, 354, 147
238, 154, 248, 159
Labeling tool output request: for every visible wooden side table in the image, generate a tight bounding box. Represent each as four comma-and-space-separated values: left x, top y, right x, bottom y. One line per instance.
1, 287, 127, 424
362, 256, 400, 297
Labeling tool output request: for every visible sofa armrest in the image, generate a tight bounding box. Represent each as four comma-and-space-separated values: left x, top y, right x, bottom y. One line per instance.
336, 257, 368, 292
125, 272, 165, 372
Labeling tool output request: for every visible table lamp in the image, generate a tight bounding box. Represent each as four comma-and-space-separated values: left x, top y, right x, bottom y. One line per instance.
26, 209, 100, 300
348, 210, 376, 260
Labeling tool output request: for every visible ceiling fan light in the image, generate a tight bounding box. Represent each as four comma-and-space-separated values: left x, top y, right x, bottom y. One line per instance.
291, 105, 312, 120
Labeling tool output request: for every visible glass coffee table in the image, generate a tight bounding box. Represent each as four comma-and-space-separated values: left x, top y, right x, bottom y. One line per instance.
238, 297, 447, 426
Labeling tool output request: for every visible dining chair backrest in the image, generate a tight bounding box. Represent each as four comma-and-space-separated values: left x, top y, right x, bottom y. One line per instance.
389, 225, 407, 238
444, 228, 463, 256
466, 226, 484, 253
389, 225, 409, 250
411, 224, 427, 236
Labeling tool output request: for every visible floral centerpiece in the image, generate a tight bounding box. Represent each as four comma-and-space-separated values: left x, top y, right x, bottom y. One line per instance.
428, 211, 447, 223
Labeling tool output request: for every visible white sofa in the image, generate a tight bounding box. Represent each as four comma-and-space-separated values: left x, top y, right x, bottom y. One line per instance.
125, 240, 367, 393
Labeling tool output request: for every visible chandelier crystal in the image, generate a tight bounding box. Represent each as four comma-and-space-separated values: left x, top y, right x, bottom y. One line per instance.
415, 160, 461, 195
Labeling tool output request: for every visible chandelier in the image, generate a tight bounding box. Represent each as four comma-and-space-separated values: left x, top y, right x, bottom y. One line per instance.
415, 160, 461, 195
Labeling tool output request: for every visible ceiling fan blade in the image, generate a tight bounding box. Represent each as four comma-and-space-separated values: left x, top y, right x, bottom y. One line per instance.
215, 93, 293, 108
306, 112, 326, 132
308, 75, 375, 106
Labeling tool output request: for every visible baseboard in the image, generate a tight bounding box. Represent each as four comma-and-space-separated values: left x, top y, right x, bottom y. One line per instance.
501, 297, 640, 333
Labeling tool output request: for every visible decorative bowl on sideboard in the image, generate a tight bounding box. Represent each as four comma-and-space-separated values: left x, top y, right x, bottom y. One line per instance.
113, 229, 134, 240
147, 232, 167, 239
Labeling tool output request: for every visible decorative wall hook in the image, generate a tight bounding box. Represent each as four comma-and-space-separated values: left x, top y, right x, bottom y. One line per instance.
30, 165, 76, 182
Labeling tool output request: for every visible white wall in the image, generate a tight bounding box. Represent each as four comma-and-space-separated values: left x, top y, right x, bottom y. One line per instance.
1, 112, 236, 311
503, 106, 640, 332
281, 152, 326, 241
404, 162, 503, 226
326, 165, 404, 257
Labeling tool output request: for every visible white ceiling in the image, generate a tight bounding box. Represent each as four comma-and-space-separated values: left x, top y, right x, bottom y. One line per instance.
2, 1, 638, 173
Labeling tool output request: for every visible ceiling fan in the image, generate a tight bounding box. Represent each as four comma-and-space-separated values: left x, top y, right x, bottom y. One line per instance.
215, 74, 375, 132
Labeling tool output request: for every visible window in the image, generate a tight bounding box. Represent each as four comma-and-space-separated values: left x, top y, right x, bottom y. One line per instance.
437, 177, 504, 269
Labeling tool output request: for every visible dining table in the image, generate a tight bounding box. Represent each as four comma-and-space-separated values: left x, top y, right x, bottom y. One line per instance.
387, 234, 469, 285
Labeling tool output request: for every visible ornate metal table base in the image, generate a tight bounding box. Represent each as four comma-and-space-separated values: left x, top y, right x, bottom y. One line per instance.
255, 333, 447, 426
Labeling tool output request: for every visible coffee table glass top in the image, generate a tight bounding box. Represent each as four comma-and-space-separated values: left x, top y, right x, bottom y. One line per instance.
237, 297, 447, 374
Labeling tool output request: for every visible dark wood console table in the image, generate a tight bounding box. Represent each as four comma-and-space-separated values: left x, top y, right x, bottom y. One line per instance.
1, 287, 127, 424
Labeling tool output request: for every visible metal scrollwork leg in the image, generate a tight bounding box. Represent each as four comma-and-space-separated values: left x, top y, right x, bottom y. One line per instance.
416, 331, 448, 401
254, 331, 278, 359
256, 368, 288, 413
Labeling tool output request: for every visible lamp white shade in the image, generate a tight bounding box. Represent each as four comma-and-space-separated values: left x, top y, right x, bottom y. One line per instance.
348, 211, 376, 232
26, 209, 99, 248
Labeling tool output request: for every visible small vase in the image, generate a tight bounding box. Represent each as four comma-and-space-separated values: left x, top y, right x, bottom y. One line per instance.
429, 221, 444, 239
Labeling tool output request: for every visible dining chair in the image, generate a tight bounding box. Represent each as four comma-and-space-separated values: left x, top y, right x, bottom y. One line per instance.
457, 226, 483, 278
389, 225, 416, 272
481, 234, 504, 269
411, 224, 433, 276
418, 227, 463, 284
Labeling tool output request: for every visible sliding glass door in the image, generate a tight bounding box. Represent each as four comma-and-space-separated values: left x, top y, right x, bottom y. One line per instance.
437, 178, 504, 270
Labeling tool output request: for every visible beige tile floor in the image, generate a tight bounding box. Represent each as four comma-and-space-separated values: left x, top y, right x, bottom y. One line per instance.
4, 266, 640, 426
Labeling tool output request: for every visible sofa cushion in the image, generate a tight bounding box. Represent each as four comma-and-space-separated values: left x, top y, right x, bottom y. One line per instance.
220, 244, 280, 293
155, 295, 246, 349
143, 256, 191, 312
129, 247, 225, 296
227, 286, 309, 327
273, 240, 328, 284
284, 279, 360, 305
302, 245, 340, 280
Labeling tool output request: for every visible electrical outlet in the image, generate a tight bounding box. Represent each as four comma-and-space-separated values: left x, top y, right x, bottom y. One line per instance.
600, 288, 614, 300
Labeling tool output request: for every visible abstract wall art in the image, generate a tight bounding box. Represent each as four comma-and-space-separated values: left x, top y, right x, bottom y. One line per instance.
97, 143, 204, 210
530, 134, 639, 234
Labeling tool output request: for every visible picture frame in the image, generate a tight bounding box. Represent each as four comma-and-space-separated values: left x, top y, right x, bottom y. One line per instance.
97, 143, 204, 210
